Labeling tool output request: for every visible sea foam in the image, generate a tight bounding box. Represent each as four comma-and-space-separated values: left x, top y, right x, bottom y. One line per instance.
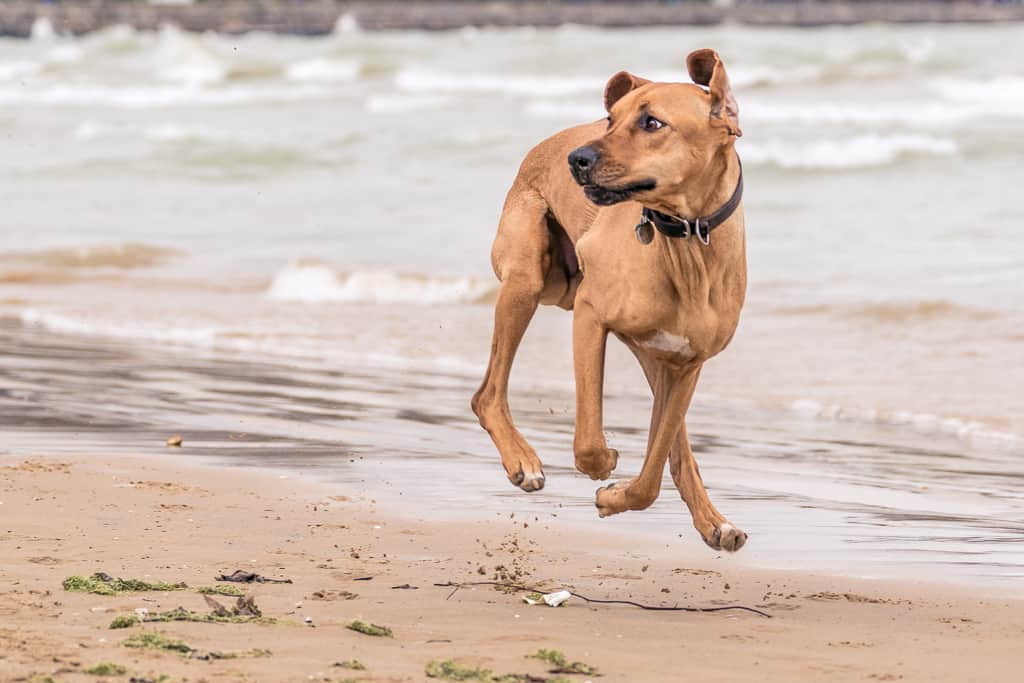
740, 133, 957, 170
266, 263, 497, 305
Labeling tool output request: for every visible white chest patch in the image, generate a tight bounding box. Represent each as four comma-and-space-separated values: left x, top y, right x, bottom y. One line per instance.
640, 330, 694, 357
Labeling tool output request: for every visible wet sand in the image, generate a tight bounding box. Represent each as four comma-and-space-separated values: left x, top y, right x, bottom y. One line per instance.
3, 321, 1023, 589
2, 323, 1024, 679
3, 451, 1024, 682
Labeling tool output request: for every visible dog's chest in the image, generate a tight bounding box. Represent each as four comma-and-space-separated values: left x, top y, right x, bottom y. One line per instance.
576, 228, 734, 362
636, 330, 695, 358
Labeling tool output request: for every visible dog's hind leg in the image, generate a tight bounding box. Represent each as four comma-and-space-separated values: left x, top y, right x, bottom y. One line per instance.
472, 188, 551, 492
595, 363, 699, 517
628, 349, 747, 552
572, 299, 618, 480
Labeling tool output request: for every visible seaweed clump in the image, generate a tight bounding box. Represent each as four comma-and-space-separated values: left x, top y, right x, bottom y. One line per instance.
527, 649, 597, 675
109, 615, 140, 629
346, 620, 392, 637
84, 662, 128, 676
63, 573, 186, 596
123, 631, 193, 655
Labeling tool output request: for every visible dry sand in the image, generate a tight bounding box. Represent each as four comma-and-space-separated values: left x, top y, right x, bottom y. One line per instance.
2, 453, 1022, 683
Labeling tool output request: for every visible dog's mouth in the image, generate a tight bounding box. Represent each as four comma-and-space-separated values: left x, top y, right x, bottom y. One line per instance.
582, 179, 657, 206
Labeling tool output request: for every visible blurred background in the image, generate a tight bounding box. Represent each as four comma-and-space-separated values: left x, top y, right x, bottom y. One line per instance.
1, 1, 1022, 584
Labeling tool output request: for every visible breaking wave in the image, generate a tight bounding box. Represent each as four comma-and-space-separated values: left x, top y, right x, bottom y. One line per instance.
395, 64, 822, 99
285, 58, 361, 83
266, 263, 497, 304
790, 399, 1019, 450
740, 133, 957, 170
0, 243, 182, 270
0, 83, 331, 108
770, 299, 998, 323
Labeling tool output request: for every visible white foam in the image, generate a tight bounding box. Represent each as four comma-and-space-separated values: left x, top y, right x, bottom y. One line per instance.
396, 63, 818, 101
929, 75, 1024, 108
144, 123, 203, 142
72, 120, 226, 143
334, 13, 361, 35
266, 263, 496, 305
19, 308, 218, 346
47, 44, 83, 65
395, 67, 604, 97
744, 94, 1024, 128
740, 133, 957, 170
72, 120, 111, 141
790, 399, 1019, 450
0, 83, 330, 108
154, 24, 227, 86
0, 60, 41, 81
286, 58, 360, 83
365, 94, 450, 113
524, 100, 603, 121
30, 17, 55, 42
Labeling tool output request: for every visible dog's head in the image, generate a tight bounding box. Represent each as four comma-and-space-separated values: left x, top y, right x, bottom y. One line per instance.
568, 49, 741, 208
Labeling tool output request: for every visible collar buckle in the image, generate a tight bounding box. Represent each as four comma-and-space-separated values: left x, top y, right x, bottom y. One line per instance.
694, 218, 710, 245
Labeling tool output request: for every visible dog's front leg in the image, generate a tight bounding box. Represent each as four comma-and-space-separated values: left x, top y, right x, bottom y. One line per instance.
628, 350, 747, 551
472, 196, 550, 492
669, 424, 747, 552
596, 364, 698, 517
572, 300, 618, 480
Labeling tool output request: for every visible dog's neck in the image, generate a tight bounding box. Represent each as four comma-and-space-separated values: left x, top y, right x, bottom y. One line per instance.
648, 145, 740, 221
648, 144, 746, 301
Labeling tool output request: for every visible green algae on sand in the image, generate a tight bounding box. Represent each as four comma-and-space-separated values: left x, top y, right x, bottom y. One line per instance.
63, 573, 187, 596
84, 662, 128, 676
109, 606, 278, 629
425, 659, 570, 682
346, 619, 393, 637
123, 631, 193, 655
527, 649, 597, 675
336, 659, 368, 670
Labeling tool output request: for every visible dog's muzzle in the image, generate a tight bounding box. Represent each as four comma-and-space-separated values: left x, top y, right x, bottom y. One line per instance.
568, 145, 599, 186
568, 145, 657, 206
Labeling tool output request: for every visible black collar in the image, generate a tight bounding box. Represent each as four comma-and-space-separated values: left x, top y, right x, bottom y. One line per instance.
636, 158, 743, 245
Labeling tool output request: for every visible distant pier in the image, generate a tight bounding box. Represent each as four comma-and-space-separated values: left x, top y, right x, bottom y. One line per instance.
2, 1, 1024, 38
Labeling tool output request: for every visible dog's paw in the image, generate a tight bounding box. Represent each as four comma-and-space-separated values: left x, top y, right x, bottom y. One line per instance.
574, 447, 618, 481
702, 522, 747, 552
505, 460, 545, 492
594, 479, 632, 517
510, 469, 545, 492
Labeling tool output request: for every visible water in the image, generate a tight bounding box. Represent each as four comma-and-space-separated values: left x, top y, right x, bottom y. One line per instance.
1, 22, 1022, 587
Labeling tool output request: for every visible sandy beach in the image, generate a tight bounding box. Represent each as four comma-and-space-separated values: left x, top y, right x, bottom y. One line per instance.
2, 451, 1024, 683
2, 15, 1023, 683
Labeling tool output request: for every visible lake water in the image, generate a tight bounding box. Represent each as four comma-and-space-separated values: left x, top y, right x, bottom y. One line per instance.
1, 20, 1021, 588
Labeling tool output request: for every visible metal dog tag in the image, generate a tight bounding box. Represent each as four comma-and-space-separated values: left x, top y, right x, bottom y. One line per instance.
635, 217, 654, 245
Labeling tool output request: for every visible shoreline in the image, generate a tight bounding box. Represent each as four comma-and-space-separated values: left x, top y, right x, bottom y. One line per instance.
3, 317, 1023, 591
1, 1, 1024, 37
3, 450, 1024, 682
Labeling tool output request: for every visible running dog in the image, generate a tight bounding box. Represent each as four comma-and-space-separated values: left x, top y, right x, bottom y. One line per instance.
472, 49, 747, 551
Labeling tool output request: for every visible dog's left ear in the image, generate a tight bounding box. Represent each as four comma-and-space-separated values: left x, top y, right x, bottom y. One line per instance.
604, 71, 651, 113
686, 49, 741, 137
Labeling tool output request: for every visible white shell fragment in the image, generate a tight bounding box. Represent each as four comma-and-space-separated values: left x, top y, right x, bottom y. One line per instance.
542, 590, 571, 607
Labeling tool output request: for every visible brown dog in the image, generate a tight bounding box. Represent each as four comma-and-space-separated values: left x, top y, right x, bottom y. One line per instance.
472, 49, 747, 552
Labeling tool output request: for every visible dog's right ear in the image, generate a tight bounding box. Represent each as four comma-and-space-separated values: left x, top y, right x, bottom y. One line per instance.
604, 71, 651, 112
686, 49, 741, 137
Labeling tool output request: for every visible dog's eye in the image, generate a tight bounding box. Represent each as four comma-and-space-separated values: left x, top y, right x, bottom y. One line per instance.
641, 115, 664, 131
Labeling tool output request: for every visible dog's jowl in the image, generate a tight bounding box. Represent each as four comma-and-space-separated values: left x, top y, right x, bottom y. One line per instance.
472, 49, 748, 553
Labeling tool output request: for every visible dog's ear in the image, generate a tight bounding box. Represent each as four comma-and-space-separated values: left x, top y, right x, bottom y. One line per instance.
686, 49, 741, 137
604, 71, 651, 112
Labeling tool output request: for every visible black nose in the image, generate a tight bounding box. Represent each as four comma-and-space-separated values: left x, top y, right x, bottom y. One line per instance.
568, 145, 599, 183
